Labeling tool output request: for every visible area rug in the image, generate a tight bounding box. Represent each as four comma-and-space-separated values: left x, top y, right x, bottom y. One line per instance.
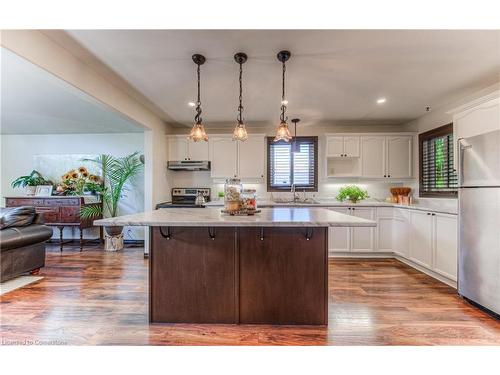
0, 276, 43, 295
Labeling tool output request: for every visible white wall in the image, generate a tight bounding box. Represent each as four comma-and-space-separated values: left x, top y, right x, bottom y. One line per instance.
1, 133, 145, 240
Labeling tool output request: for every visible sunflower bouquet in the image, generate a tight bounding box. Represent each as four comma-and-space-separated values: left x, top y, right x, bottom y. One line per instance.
58, 166, 102, 196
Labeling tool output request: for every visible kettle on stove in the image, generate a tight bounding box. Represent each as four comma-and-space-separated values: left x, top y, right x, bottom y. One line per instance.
195, 192, 206, 206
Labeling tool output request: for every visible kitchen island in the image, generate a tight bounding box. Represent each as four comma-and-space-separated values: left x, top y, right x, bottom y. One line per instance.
95, 207, 375, 325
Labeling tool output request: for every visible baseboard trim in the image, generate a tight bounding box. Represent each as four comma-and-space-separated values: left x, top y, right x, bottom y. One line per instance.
394, 255, 457, 289
329, 252, 457, 289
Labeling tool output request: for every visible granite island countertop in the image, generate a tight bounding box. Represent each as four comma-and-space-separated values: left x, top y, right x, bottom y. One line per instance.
94, 207, 377, 227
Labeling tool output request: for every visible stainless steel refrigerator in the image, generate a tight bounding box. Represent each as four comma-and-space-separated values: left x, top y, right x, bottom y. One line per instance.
458, 129, 500, 316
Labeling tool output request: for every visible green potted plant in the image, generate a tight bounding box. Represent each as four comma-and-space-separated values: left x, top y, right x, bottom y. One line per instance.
11, 170, 51, 196
336, 185, 369, 204
80, 152, 143, 250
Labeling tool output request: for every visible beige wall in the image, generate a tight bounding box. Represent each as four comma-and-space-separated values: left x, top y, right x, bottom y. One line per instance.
1, 30, 172, 211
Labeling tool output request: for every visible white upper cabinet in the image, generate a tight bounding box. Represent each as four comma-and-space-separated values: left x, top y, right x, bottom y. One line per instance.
361, 136, 386, 177
167, 136, 209, 161
326, 136, 360, 157
209, 136, 238, 178
188, 140, 209, 161
326, 136, 344, 157
209, 134, 265, 180
238, 135, 265, 179
386, 136, 412, 178
168, 136, 189, 161
360, 135, 412, 179
344, 136, 360, 157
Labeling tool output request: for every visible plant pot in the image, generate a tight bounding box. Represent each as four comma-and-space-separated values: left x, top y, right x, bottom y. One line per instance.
349, 199, 359, 204
25, 186, 37, 196
105, 225, 123, 236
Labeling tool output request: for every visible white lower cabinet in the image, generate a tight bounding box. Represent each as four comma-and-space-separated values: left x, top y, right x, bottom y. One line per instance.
328, 205, 457, 285
328, 207, 375, 253
433, 213, 458, 280
392, 209, 409, 257
350, 208, 375, 252
376, 208, 394, 252
328, 208, 351, 253
409, 210, 434, 268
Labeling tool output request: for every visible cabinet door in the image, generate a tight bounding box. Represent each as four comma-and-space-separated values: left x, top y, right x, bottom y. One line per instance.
239, 227, 327, 325
433, 213, 458, 281
168, 137, 188, 161
393, 216, 409, 257
409, 210, 433, 268
361, 136, 386, 177
209, 137, 238, 178
188, 140, 209, 161
328, 208, 351, 253
377, 216, 393, 252
386, 136, 412, 178
351, 207, 375, 252
326, 136, 344, 157
238, 135, 265, 179
343, 136, 360, 157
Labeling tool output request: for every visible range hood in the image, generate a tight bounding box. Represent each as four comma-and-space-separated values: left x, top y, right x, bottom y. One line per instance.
167, 160, 211, 171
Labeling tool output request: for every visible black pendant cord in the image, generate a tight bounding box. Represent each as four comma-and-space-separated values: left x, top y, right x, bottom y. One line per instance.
280, 60, 287, 123
195, 63, 202, 125
237, 61, 243, 124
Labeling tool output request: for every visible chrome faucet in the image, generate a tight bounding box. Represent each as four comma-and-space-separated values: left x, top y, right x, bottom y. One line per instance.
291, 184, 298, 203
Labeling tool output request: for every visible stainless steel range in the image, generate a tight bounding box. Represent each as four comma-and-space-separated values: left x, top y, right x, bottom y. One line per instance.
156, 188, 211, 208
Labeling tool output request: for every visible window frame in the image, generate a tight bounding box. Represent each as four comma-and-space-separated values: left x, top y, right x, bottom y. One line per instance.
266, 136, 318, 192
418, 123, 458, 198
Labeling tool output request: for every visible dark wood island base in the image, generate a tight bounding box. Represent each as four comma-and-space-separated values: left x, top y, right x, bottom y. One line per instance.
149, 226, 328, 325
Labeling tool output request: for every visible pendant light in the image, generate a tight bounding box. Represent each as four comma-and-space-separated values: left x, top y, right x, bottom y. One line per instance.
233, 52, 248, 141
188, 54, 208, 142
291, 118, 300, 153
274, 50, 292, 142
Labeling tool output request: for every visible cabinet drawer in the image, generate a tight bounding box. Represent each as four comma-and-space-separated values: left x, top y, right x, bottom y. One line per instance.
60, 206, 80, 223
44, 198, 80, 206
6, 198, 45, 206
35, 206, 60, 223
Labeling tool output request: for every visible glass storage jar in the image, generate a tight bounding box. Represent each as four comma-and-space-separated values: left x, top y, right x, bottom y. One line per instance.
241, 189, 257, 211
224, 178, 242, 211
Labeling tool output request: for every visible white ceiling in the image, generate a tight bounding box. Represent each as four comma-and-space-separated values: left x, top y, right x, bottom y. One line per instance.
67, 30, 500, 128
0, 47, 144, 134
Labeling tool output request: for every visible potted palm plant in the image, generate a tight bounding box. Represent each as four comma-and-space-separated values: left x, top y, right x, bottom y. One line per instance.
80, 152, 143, 250
11, 170, 51, 196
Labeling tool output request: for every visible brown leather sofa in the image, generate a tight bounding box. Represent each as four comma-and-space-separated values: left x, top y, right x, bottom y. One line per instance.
1, 206, 53, 282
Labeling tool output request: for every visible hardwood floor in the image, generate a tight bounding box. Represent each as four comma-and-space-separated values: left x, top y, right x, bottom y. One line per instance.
1, 244, 499, 345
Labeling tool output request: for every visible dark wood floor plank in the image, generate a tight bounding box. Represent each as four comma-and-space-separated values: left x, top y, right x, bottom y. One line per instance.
1, 245, 499, 345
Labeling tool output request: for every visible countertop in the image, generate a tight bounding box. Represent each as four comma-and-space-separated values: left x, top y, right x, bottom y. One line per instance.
94, 207, 377, 227
204, 198, 458, 215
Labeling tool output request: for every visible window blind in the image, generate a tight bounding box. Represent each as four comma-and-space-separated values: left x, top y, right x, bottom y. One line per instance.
419, 124, 458, 197
267, 136, 318, 191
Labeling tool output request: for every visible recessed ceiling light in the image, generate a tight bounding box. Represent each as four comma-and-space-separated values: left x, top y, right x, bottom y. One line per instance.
376, 97, 386, 104
188, 101, 196, 107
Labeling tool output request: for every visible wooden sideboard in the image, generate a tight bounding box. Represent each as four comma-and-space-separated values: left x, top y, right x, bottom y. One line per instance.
5, 196, 103, 251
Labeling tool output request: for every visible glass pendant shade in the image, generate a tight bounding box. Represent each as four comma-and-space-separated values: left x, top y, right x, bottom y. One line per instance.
274, 121, 292, 142
233, 122, 248, 141
188, 122, 208, 142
